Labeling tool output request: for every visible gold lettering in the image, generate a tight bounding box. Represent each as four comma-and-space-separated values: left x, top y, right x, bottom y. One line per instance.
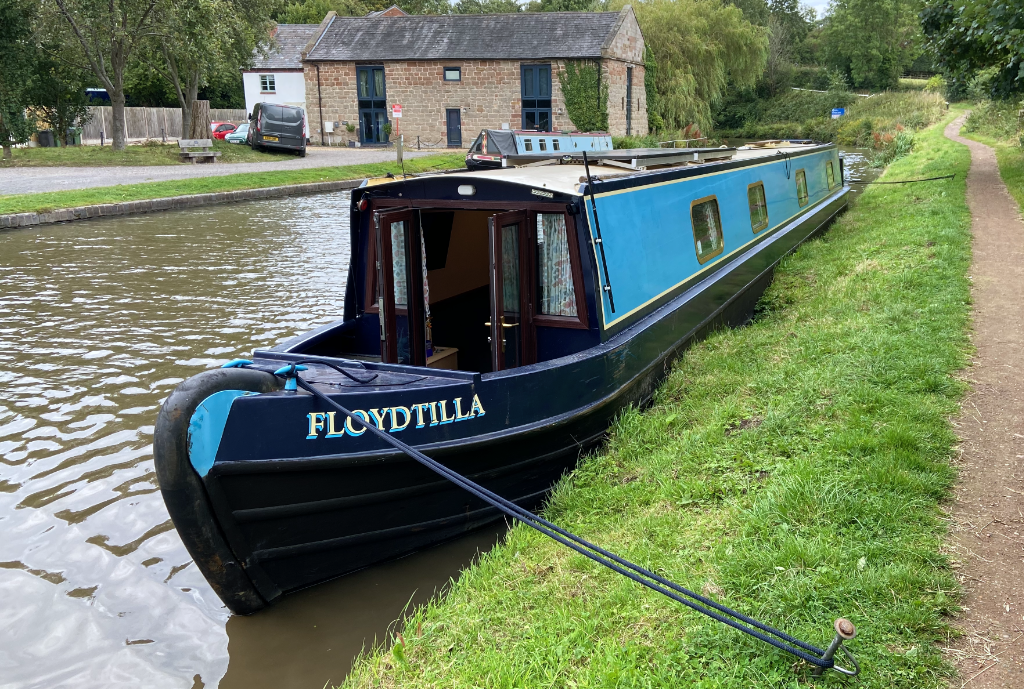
453, 397, 473, 421
438, 400, 456, 425
306, 412, 326, 439
345, 410, 369, 436
369, 408, 389, 430
428, 401, 439, 426
470, 394, 486, 417
326, 411, 344, 438
413, 403, 429, 428
390, 406, 411, 432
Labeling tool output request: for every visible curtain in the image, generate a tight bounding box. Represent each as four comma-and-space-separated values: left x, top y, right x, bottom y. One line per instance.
536, 214, 577, 317
501, 223, 520, 313
390, 221, 407, 306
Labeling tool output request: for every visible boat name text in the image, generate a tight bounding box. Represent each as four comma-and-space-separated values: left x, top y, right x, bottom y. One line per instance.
305, 395, 487, 439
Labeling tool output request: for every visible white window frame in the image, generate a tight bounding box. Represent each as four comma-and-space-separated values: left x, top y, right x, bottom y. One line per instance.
260, 74, 276, 93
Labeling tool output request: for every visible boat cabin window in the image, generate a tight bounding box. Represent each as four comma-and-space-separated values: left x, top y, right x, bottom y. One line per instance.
826, 160, 836, 189
691, 196, 724, 265
364, 208, 587, 373
552, 139, 560, 151
748, 182, 769, 233
523, 139, 533, 152
796, 169, 809, 207
539, 139, 547, 151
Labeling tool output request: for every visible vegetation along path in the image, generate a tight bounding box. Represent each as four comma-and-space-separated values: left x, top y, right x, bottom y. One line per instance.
944, 114, 1024, 688
339, 116, 972, 688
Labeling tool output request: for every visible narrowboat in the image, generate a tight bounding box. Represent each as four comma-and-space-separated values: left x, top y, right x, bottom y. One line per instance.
155, 142, 849, 614
466, 129, 613, 170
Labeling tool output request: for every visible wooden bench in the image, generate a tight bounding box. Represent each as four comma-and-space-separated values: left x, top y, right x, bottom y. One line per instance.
178, 139, 220, 164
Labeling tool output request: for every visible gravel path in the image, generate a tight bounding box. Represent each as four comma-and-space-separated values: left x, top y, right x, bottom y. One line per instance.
944, 113, 1024, 688
0, 146, 438, 195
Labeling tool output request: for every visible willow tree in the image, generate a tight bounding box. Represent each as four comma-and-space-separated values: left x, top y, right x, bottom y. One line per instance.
623, 0, 768, 132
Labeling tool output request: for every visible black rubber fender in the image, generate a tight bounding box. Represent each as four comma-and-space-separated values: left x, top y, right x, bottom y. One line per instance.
153, 367, 283, 614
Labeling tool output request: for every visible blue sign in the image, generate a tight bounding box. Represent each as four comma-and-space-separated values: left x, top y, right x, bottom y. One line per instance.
831, 108, 845, 119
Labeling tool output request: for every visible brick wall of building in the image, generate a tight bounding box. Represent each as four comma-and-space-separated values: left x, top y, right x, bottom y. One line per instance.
603, 7, 648, 137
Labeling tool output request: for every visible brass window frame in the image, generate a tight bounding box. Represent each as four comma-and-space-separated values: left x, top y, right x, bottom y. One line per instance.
795, 169, 808, 207
690, 194, 725, 265
747, 181, 769, 233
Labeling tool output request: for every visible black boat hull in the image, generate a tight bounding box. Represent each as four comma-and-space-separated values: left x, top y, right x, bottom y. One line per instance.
154, 187, 848, 614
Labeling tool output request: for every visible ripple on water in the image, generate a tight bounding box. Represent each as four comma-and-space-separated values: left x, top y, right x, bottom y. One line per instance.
0, 193, 351, 687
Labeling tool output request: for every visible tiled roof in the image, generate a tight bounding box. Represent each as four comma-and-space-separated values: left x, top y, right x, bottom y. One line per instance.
305, 11, 624, 61
253, 24, 320, 70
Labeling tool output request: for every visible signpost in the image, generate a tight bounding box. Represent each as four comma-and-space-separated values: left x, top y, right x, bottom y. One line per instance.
392, 104, 403, 165
831, 108, 845, 119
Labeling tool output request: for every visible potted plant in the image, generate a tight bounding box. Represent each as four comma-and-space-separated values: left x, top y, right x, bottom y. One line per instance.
382, 122, 392, 143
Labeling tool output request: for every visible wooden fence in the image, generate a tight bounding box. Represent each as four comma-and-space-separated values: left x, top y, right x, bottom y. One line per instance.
80, 107, 248, 142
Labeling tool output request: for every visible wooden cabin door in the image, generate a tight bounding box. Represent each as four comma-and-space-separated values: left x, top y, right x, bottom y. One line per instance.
487, 211, 535, 371
374, 209, 426, 366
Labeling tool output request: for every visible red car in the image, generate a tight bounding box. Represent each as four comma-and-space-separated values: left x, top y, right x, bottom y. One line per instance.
211, 121, 237, 140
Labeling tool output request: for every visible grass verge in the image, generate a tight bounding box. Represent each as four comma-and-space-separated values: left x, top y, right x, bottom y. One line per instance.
0, 153, 465, 215
1, 139, 287, 166
960, 104, 1024, 213
341, 114, 972, 688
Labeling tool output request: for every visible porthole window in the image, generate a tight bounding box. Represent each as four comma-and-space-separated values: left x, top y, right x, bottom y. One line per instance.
826, 160, 836, 189
748, 182, 769, 233
796, 169, 808, 207
691, 196, 724, 265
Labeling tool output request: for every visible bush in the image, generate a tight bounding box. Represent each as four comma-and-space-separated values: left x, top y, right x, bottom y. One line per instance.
924, 75, 945, 94
872, 129, 915, 166
963, 99, 1022, 143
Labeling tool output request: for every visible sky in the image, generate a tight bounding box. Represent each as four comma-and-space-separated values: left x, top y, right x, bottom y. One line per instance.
802, 0, 832, 19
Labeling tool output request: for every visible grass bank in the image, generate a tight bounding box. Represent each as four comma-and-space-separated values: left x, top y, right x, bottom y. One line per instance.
961, 102, 1024, 211
341, 115, 972, 688
0, 153, 465, 216
1, 139, 286, 166
715, 91, 947, 147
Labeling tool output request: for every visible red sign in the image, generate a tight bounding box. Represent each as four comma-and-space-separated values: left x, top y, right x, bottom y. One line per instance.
391, 104, 402, 118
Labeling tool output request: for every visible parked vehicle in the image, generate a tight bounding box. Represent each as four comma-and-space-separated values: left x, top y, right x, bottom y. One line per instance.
211, 122, 237, 140
248, 102, 306, 156
155, 140, 849, 614
225, 123, 249, 144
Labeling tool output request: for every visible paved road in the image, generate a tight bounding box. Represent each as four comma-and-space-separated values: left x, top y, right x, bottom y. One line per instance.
944, 113, 1024, 689
0, 146, 442, 195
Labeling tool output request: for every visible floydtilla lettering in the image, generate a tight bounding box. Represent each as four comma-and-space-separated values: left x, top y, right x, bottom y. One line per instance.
305, 395, 487, 440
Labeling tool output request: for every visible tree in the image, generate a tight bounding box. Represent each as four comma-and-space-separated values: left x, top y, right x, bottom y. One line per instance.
921, 0, 1024, 99
626, 0, 768, 132
528, 0, 597, 10
0, 0, 36, 159
28, 48, 94, 145
275, 0, 367, 22
145, 0, 274, 138
46, 0, 164, 150
729, 0, 769, 25
763, 13, 792, 96
823, 0, 920, 89
453, 0, 522, 11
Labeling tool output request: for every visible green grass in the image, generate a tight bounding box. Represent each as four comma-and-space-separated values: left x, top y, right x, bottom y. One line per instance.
0, 153, 466, 215
341, 114, 972, 689
0, 139, 289, 166
961, 130, 1024, 214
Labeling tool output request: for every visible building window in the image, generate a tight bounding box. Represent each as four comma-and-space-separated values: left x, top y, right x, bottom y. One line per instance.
691, 196, 724, 265
444, 67, 461, 82
260, 74, 276, 93
796, 169, 808, 207
748, 182, 769, 233
826, 160, 836, 189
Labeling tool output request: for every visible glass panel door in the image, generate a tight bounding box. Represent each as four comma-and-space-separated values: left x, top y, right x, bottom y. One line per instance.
521, 64, 552, 131
358, 66, 388, 144
375, 209, 425, 365
488, 212, 530, 371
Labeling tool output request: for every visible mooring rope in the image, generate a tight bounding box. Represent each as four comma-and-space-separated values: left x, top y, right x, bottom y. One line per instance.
847, 173, 956, 185
258, 362, 859, 675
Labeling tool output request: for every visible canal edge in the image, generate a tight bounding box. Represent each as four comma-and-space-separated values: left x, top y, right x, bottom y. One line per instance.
0, 178, 364, 230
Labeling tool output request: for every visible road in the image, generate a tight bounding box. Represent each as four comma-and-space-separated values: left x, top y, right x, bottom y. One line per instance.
0, 146, 440, 195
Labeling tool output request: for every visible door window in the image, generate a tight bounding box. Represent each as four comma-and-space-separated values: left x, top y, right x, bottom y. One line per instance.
488, 213, 527, 371
521, 64, 552, 131
357, 66, 388, 144
536, 213, 577, 317
691, 196, 724, 264
748, 182, 769, 233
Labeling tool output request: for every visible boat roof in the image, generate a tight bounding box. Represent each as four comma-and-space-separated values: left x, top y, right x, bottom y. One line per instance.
375, 142, 832, 197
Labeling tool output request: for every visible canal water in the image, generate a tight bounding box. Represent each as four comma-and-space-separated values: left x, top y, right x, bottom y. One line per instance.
1, 150, 875, 688
0, 193, 504, 688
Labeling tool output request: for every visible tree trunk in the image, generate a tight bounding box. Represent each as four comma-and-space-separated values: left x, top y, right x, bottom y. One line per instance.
181, 76, 200, 141
189, 100, 211, 140
2, 144, 11, 160
110, 88, 128, 151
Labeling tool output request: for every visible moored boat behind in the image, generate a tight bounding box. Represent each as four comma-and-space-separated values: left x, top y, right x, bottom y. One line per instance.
155, 140, 850, 613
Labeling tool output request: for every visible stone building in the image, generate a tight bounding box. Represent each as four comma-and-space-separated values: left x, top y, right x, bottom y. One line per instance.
300, 7, 646, 147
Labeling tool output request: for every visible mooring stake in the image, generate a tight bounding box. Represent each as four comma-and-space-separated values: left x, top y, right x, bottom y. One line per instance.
812, 618, 859, 677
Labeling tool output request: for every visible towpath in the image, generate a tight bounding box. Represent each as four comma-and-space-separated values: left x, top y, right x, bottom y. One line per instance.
944, 114, 1024, 687
0, 146, 435, 195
